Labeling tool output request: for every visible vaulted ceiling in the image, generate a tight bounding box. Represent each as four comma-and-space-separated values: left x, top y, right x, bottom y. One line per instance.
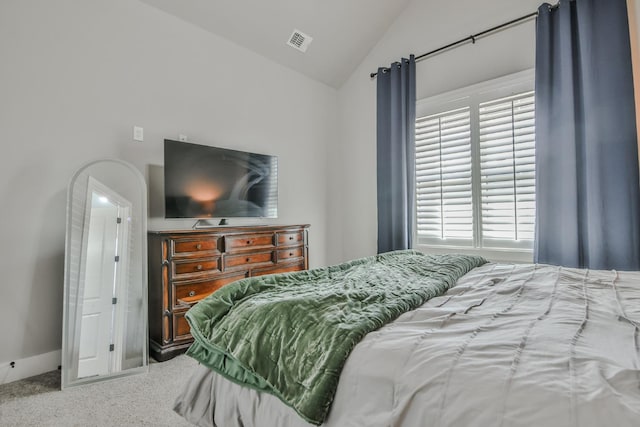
139, 0, 413, 88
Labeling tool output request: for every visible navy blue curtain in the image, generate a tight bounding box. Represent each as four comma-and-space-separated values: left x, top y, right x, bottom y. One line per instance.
535, 0, 640, 270
376, 55, 416, 254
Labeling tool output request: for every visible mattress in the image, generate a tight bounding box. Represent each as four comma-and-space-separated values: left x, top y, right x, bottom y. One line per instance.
174, 262, 640, 427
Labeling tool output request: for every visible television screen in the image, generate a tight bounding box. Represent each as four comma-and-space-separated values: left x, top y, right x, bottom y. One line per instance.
164, 140, 278, 219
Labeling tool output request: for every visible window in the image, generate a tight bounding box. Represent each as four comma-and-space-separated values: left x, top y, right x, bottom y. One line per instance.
415, 71, 535, 256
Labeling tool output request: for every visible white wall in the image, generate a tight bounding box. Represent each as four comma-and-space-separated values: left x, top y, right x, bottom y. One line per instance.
0, 0, 336, 375
331, 0, 542, 263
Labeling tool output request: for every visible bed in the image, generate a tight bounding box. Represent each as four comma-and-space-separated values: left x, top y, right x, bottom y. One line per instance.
173, 250, 640, 427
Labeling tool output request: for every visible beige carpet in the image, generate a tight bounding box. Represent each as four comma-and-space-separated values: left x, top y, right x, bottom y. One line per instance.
0, 355, 199, 426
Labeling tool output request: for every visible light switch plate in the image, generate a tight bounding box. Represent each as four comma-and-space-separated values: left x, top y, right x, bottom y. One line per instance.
133, 126, 144, 142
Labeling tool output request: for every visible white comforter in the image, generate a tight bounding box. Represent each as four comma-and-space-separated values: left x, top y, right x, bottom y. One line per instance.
174, 263, 640, 427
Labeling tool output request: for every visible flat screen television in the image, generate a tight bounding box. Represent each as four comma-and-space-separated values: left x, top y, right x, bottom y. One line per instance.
164, 139, 278, 219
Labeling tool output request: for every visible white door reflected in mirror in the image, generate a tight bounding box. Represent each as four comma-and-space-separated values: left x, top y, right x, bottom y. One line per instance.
78, 185, 132, 379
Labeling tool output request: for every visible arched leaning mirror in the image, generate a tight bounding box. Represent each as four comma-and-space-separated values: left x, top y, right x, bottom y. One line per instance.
62, 159, 148, 388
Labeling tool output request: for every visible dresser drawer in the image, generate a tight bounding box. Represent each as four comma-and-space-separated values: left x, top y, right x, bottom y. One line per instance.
224, 251, 275, 269
277, 247, 304, 261
172, 237, 221, 257
252, 261, 306, 277
173, 272, 247, 308
172, 258, 221, 278
173, 311, 191, 341
277, 231, 304, 246
225, 233, 275, 252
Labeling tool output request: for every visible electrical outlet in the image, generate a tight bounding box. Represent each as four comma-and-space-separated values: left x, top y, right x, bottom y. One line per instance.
133, 126, 144, 142
179, 134, 188, 142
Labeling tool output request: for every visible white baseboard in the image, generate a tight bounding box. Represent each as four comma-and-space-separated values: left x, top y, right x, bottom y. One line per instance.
0, 350, 61, 385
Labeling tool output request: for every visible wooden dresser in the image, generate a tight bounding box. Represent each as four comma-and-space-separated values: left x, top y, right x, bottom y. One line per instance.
148, 224, 309, 361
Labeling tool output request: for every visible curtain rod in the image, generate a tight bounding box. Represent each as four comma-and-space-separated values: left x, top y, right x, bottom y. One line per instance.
370, 10, 541, 79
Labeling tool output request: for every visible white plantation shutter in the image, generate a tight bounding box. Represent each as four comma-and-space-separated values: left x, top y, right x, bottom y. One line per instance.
478, 92, 535, 247
415, 107, 473, 243
414, 73, 535, 253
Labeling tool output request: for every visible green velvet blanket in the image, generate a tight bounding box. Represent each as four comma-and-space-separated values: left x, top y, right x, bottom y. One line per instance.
185, 250, 486, 425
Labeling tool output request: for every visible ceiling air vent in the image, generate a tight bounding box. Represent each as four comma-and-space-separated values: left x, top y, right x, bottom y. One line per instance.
287, 29, 313, 53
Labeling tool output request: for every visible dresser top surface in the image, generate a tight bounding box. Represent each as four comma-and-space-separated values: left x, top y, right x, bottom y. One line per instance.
148, 224, 310, 236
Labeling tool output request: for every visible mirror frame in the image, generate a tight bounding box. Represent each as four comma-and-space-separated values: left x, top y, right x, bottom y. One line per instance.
62, 159, 148, 388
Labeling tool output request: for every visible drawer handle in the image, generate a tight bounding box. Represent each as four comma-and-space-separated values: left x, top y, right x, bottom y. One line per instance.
289, 236, 294, 240
246, 257, 251, 262
196, 243, 202, 250
196, 264, 203, 270
246, 240, 252, 245
289, 252, 293, 257
188, 290, 196, 297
